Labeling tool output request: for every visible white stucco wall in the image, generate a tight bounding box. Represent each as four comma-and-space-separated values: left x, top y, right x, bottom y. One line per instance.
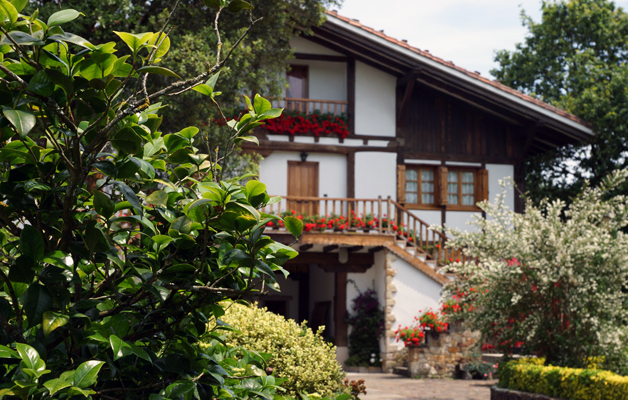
290, 36, 343, 56
258, 151, 347, 198
389, 254, 443, 351
486, 163, 515, 211
346, 251, 387, 313
410, 210, 441, 227
355, 61, 396, 137
355, 152, 397, 199
445, 211, 482, 233
289, 60, 346, 102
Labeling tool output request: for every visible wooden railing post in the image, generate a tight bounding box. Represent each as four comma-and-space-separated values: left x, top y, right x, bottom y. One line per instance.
387, 196, 392, 235
378, 196, 383, 234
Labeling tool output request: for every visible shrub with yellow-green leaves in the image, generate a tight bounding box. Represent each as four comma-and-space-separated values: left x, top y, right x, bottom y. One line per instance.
499, 358, 628, 399
211, 302, 346, 397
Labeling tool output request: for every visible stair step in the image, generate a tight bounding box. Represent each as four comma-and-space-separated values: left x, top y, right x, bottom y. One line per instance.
425, 260, 437, 269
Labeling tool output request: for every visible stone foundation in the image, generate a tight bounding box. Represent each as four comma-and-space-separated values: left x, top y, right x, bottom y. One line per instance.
490, 386, 564, 400
381, 252, 398, 372
407, 327, 480, 378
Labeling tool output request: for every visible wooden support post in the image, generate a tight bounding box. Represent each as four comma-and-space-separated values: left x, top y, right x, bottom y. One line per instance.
347, 151, 355, 199
347, 58, 356, 134
299, 272, 309, 324
334, 272, 348, 347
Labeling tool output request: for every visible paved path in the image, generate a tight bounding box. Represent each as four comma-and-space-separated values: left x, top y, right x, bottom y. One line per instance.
346, 373, 497, 400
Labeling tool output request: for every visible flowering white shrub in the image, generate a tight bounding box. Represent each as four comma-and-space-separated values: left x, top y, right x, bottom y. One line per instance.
437, 171, 628, 372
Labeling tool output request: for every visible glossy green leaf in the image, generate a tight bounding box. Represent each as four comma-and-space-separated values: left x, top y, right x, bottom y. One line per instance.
109, 335, 133, 361
20, 225, 44, 262
27, 70, 55, 96
16, 343, 45, 371
136, 65, 181, 79
73, 360, 105, 388
48, 33, 94, 49
111, 126, 142, 154
42, 311, 70, 337
0, 0, 17, 25
257, 108, 283, 121
45, 69, 74, 95
146, 190, 168, 207
147, 32, 171, 59
246, 180, 266, 198
47, 9, 82, 27
283, 216, 303, 238
253, 94, 271, 114
114, 31, 152, 53
9, 0, 27, 12
179, 126, 199, 139
227, 0, 252, 13
0, 344, 19, 358
164, 380, 195, 398
0, 31, 44, 45
43, 379, 72, 396
3, 109, 35, 138
192, 83, 213, 97
115, 182, 143, 216
23, 283, 53, 326
169, 216, 193, 236
42, 251, 73, 271
84, 224, 109, 253
94, 190, 115, 219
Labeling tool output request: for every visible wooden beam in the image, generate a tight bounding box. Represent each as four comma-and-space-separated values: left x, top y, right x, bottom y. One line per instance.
346, 245, 364, 253
516, 121, 545, 173
403, 151, 516, 165
334, 272, 348, 346
396, 71, 418, 129
300, 233, 397, 247
241, 140, 397, 156
347, 152, 355, 198
285, 251, 374, 266
293, 53, 349, 62
318, 264, 373, 273
323, 244, 339, 253
299, 244, 314, 252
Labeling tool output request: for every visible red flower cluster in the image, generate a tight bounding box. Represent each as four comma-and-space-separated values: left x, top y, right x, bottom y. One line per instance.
418, 309, 449, 332
395, 326, 425, 347
265, 112, 350, 138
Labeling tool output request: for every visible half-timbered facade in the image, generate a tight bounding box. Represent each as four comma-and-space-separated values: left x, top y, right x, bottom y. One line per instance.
244, 11, 593, 370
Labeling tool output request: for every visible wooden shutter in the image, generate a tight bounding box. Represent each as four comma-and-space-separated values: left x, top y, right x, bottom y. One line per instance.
476, 169, 489, 202
397, 165, 406, 203
438, 166, 448, 206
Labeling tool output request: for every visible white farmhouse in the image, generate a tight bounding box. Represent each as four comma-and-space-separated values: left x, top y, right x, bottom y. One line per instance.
242, 11, 593, 370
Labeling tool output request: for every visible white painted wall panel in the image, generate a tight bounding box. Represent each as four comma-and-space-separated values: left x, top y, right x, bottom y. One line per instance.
258, 152, 347, 198
445, 211, 482, 233
409, 210, 441, 227
290, 36, 343, 56
390, 255, 443, 351
355, 152, 396, 200
290, 60, 346, 102
355, 61, 396, 137
486, 164, 515, 211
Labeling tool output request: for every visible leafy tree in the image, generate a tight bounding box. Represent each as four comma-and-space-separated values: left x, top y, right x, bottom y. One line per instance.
0, 1, 312, 398
440, 175, 628, 373
491, 0, 628, 205
32, 0, 342, 180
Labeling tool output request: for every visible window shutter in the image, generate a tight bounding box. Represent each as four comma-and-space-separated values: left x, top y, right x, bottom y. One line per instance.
438, 166, 448, 205
476, 169, 489, 202
397, 165, 406, 203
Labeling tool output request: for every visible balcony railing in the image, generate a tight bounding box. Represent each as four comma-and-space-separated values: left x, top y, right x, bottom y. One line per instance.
270, 97, 348, 117
262, 195, 472, 268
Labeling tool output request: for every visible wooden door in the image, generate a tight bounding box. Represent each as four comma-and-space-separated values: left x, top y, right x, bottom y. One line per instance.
287, 161, 319, 215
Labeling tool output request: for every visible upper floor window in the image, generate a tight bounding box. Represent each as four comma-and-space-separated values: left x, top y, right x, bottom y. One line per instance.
287, 65, 308, 99
398, 165, 488, 210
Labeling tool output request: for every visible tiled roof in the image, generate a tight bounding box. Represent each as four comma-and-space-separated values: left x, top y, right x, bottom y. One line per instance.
325, 10, 592, 130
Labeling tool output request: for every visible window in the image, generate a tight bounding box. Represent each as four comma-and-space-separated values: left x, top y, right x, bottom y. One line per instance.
287, 65, 308, 99
398, 165, 488, 210
447, 170, 476, 206
405, 167, 436, 205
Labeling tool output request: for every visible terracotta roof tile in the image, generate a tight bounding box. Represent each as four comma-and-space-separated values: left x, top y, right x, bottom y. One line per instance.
325, 10, 592, 129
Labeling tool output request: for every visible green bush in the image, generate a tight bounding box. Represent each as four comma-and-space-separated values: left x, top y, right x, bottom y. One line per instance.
499, 358, 628, 399
209, 302, 346, 397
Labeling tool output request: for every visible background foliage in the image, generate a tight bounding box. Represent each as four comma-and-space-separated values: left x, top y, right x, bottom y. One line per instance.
344, 287, 384, 367
439, 175, 628, 373
491, 0, 628, 206
32, 0, 342, 180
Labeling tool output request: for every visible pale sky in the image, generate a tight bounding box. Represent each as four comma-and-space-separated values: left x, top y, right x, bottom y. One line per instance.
336, 0, 628, 78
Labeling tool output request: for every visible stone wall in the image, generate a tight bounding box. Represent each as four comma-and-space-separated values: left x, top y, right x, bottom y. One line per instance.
381, 253, 398, 372
408, 326, 481, 378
